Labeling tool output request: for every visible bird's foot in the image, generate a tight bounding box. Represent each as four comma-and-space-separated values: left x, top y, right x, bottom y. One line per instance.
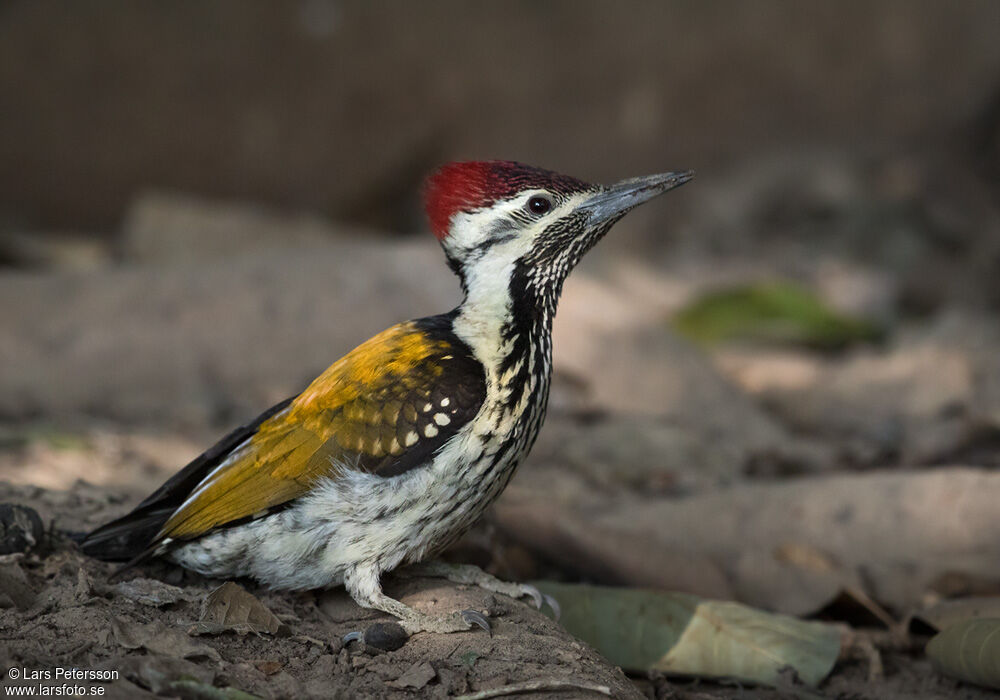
342, 566, 495, 649
401, 608, 491, 635
401, 561, 560, 619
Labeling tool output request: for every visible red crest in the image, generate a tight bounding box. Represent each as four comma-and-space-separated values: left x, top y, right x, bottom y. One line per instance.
423, 161, 590, 240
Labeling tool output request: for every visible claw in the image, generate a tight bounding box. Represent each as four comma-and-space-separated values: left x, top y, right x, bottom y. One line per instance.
543, 593, 561, 621
342, 630, 363, 645
518, 584, 559, 620
521, 584, 544, 610
460, 609, 491, 635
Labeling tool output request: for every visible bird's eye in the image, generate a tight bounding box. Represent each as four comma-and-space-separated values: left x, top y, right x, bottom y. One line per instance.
527, 195, 552, 215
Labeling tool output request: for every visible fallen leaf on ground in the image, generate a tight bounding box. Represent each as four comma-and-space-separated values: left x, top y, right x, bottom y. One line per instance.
254, 660, 283, 676
192, 581, 289, 636
388, 661, 437, 689
534, 582, 842, 688
110, 616, 221, 661
926, 618, 1000, 690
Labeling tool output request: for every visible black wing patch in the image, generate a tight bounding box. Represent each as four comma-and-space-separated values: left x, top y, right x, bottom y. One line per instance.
363, 314, 486, 477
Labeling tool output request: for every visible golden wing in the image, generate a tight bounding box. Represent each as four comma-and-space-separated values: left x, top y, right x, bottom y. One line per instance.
81, 318, 485, 558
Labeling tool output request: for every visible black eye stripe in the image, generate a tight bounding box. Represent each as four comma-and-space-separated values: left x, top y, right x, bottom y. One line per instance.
491, 232, 518, 244
472, 231, 517, 256
487, 218, 517, 235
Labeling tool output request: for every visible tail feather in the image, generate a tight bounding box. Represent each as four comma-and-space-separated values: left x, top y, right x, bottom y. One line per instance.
79, 506, 173, 562
79, 396, 295, 564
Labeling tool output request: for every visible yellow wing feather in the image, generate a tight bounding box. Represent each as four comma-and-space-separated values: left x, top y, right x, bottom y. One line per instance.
159, 322, 451, 540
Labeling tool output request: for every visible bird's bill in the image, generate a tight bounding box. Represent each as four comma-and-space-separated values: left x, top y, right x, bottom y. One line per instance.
580, 170, 694, 226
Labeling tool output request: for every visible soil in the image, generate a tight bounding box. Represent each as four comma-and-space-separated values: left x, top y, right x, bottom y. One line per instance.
0, 484, 640, 700
1, 478, 996, 700
3, 109, 1000, 700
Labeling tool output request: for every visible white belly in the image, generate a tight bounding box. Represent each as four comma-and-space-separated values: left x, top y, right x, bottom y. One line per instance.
168, 429, 524, 590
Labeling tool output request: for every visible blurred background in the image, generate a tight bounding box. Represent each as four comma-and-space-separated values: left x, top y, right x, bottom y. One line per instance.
2, 2, 1000, 691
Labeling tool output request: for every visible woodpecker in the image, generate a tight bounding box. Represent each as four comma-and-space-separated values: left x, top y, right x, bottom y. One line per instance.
82, 161, 692, 634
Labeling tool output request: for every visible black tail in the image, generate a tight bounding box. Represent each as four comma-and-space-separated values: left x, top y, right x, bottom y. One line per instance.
79, 506, 173, 561
80, 396, 295, 562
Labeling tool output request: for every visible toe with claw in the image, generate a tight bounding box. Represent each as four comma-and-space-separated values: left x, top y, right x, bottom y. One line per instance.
517, 583, 560, 620
542, 593, 561, 620
461, 608, 491, 635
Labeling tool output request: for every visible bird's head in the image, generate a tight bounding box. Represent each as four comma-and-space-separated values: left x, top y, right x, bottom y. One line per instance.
424, 161, 692, 302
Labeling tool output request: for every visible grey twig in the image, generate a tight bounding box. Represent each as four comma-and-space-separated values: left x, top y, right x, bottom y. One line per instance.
454, 678, 613, 700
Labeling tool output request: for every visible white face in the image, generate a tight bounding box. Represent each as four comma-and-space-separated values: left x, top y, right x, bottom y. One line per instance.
442, 187, 604, 370
442, 188, 595, 297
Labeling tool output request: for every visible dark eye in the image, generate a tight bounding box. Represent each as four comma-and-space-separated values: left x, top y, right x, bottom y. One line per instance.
527, 195, 552, 215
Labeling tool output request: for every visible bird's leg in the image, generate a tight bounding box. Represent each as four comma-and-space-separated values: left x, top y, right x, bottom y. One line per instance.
400, 561, 560, 619
343, 565, 490, 637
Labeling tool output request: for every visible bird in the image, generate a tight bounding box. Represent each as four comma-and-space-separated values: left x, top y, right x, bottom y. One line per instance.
81, 160, 693, 634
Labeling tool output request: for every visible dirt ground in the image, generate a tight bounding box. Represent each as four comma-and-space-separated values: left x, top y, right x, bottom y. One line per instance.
2, 113, 1000, 700
3, 4, 1000, 698
1, 448, 997, 700
0, 484, 641, 700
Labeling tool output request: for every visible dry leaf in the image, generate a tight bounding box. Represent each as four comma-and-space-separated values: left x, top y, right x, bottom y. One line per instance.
255, 660, 283, 676
926, 618, 1000, 690
193, 582, 289, 637
388, 661, 436, 689
535, 582, 841, 688
110, 617, 221, 661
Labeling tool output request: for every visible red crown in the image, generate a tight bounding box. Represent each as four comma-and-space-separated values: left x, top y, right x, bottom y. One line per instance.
423, 161, 589, 240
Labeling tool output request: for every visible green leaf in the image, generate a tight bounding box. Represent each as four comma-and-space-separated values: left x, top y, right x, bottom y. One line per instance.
534, 582, 842, 689
672, 281, 881, 350
926, 618, 1000, 690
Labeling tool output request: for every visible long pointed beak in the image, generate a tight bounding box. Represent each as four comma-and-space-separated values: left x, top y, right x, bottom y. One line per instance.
580, 170, 694, 226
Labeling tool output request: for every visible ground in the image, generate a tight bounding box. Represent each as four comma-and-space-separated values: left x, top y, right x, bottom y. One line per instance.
2, 144, 1000, 699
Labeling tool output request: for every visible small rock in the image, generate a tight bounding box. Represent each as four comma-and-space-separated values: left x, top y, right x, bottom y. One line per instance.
0, 563, 36, 609
114, 578, 193, 607
363, 622, 408, 651
0, 503, 45, 555
388, 661, 436, 689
